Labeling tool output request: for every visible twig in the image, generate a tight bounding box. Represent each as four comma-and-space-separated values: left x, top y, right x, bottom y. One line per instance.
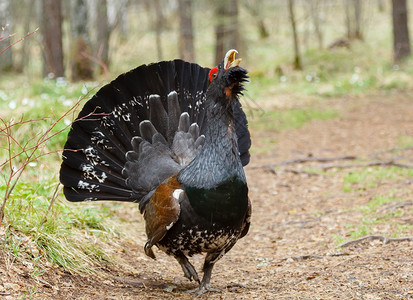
249, 155, 357, 170
272, 217, 322, 228
226, 283, 249, 289
279, 155, 358, 166
81, 45, 110, 79
0, 83, 101, 224
371, 146, 413, 159
0, 27, 38, 56
377, 201, 413, 213
291, 255, 323, 261
276, 252, 350, 264
0, 120, 15, 223
326, 252, 350, 257
319, 160, 413, 171
277, 255, 321, 263
339, 235, 413, 248
283, 168, 321, 176
41, 183, 62, 225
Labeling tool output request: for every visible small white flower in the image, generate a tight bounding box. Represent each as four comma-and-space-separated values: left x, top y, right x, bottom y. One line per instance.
81, 86, 88, 95
8, 101, 16, 109
63, 100, 73, 106
0, 90, 8, 101
56, 77, 67, 87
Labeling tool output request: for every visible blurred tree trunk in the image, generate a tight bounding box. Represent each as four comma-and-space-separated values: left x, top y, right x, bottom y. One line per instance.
288, 0, 302, 70
119, 3, 129, 38
243, 0, 269, 39
344, 0, 363, 40
178, 0, 194, 62
392, 0, 411, 62
310, 0, 323, 49
344, 0, 352, 39
353, 0, 362, 40
42, 0, 64, 78
0, 0, 13, 72
113, 0, 129, 39
13, 0, 35, 73
214, 0, 239, 64
95, 0, 110, 74
153, 0, 163, 60
377, 0, 385, 12
70, 0, 93, 81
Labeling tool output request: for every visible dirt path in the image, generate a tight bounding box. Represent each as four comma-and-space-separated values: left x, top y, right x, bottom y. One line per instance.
1, 93, 412, 299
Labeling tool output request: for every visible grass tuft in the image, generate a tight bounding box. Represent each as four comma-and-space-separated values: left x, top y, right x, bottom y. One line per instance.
1, 179, 123, 274
342, 166, 413, 193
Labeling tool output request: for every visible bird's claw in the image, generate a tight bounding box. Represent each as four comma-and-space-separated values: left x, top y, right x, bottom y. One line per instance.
180, 261, 200, 283
183, 270, 200, 283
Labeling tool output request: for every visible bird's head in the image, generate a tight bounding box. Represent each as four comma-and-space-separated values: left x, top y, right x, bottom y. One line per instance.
207, 49, 249, 106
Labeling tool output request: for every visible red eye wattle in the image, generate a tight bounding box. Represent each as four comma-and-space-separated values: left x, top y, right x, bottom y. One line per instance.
209, 67, 218, 82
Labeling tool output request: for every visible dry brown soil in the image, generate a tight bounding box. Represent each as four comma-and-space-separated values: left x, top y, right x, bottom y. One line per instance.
1, 92, 412, 299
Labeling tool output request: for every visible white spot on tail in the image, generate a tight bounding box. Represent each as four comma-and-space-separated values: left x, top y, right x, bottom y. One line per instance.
149, 94, 160, 99
77, 180, 99, 192
130, 96, 144, 107
168, 90, 177, 98
122, 113, 131, 122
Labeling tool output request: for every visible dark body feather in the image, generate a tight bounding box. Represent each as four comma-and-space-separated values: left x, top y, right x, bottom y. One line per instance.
60, 53, 251, 295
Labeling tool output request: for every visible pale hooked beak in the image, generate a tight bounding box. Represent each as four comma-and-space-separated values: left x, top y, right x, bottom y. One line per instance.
224, 49, 242, 71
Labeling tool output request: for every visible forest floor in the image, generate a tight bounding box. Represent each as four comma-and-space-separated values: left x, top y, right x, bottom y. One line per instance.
1, 92, 413, 299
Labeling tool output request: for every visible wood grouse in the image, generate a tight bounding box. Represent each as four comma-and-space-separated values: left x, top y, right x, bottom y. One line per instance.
60, 49, 251, 295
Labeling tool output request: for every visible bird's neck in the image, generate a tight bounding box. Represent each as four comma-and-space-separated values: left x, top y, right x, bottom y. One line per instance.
178, 100, 246, 189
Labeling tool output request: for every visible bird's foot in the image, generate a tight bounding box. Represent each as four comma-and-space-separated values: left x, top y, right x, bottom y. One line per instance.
185, 283, 222, 297
181, 261, 200, 283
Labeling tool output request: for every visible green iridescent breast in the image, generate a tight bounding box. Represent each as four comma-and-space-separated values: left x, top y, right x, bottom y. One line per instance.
183, 176, 248, 225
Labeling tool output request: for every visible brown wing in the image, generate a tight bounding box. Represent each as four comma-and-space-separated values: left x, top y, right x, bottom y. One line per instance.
143, 174, 183, 259
239, 197, 252, 239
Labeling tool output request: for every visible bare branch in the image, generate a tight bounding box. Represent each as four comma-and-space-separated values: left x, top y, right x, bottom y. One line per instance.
276, 252, 350, 263
371, 145, 413, 158
272, 217, 322, 228
0, 28, 38, 56
41, 183, 62, 226
282, 168, 321, 176
377, 201, 413, 213
0, 83, 101, 224
81, 45, 110, 79
319, 160, 413, 170
340, 235, 413, 248
249, 155, 413, 174
248, 155, 357, 170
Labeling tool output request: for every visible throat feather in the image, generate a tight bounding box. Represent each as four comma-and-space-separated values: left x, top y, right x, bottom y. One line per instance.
177, 101, 245, 189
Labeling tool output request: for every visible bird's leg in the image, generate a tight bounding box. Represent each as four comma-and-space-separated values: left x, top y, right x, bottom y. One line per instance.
174, 254, 200, 283
185, 251, 224, 296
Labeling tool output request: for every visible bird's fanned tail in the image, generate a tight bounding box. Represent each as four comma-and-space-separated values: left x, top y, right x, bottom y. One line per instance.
60, 59, 250, 206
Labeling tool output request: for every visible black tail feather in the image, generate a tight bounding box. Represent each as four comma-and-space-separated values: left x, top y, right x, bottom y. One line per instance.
60, 59, 250, 204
